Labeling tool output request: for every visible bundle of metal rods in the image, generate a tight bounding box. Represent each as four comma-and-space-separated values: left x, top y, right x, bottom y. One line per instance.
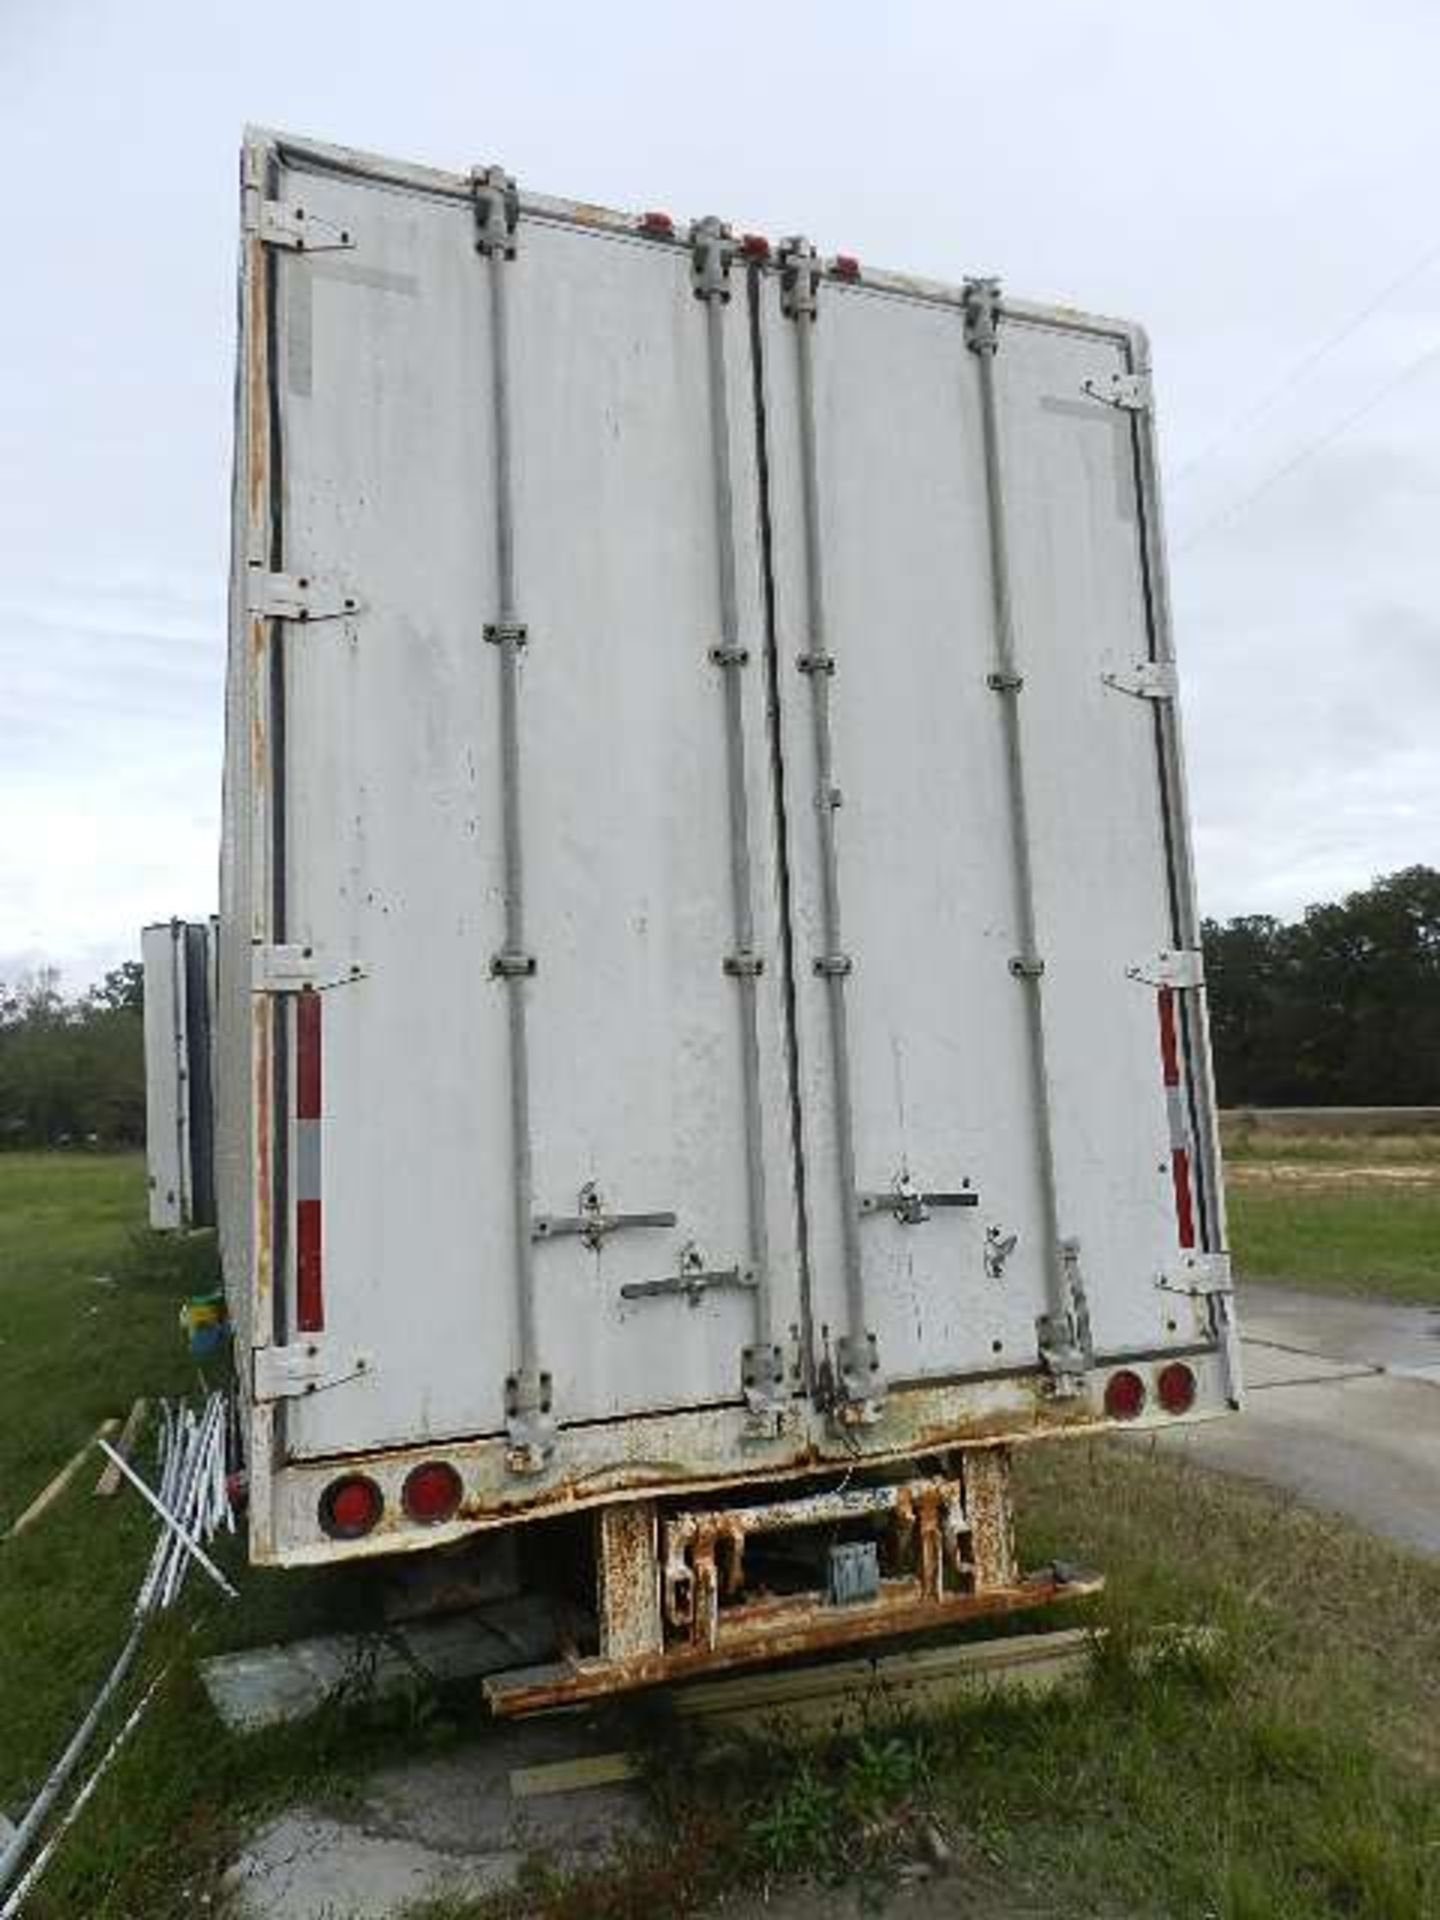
138, 1391, 235, 1613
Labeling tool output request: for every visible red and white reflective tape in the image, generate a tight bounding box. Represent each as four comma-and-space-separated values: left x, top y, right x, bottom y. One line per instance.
1156, 986, 1196, 1249
295, 989, 324, 1331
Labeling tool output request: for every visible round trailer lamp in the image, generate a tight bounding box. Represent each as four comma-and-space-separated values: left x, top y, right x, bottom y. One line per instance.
1157, 1360, 1198, 1416
402, 1461, 463, 1526
319, 1474, 383, 1540
1103, 1368, 1146, 1422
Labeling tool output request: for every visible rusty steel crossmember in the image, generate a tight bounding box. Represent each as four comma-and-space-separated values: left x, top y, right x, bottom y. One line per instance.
485, 1449, 1101, 1717
485, 1570, 1101, 1717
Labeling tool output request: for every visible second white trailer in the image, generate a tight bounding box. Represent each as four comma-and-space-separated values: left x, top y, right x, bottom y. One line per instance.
142, 919, 216, 1231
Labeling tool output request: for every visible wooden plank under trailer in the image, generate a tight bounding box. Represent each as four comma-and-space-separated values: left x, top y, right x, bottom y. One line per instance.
485, 1448, 1103, 1717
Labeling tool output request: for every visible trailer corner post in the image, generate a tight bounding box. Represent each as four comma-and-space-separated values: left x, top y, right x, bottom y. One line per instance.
778, 237, 884, 1427
1122, 325, 1242, 1409
473, 163, 554, 1474
691, 216, 787, 1431
963, 276, 1092, 1398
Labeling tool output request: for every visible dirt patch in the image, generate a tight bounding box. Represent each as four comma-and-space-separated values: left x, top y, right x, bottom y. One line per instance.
1226, 1161, 1440, 1189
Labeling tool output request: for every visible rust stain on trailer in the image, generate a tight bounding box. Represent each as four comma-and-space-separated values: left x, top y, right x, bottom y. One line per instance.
275, 1387, 1112, 1568
246, 235, 271, 530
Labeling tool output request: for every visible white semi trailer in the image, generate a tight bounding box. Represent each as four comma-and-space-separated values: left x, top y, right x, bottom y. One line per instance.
142, 918, 216, 1232
219, 128, 1240, 1709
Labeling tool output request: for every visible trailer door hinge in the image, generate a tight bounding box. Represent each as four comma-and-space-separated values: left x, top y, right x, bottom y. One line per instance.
1127, 949, 1205, 990
1157, 1253, 1233, 1298
253, 1341, 371, 1403
778, 237, 821, 320
247, 570, 361, 624
1102, 660, 1177, 701
1082, 370, 1150, 412
246, 199, 357, 255
251, 945, 367, 994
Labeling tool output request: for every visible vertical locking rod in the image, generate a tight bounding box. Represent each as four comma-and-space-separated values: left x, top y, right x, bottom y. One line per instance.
964, 278, 1089, 1393
474, 166, 553, 1471
779, 239, 882, 1423
692, 218, 785, 1422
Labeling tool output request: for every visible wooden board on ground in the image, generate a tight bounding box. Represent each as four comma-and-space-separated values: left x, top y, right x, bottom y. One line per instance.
507, 1626, 1102, 1798
8, 1419, 121, 1538
94, 1398, 149, 1497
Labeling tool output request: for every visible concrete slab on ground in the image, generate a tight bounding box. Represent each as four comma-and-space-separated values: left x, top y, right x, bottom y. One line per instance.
201, 1597, 558, 1733
1152, 1283, 1440, 1558
225, 1719, 649, 1920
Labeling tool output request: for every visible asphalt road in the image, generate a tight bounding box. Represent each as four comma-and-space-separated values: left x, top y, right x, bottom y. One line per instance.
1156, 1282, 1440, 1558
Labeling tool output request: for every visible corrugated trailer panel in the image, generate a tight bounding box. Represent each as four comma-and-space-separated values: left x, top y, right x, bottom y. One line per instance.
223, 130, 1239, 1587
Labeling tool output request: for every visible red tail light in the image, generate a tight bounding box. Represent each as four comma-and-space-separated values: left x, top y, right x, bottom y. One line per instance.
641, 210, 675, 236
319, 1474, 382, 1540
1157, 1361, 1198, 1416
740, 233, 771, 259
1104, 1368, 1146, 1421
831, 254, 861, 281
402, 1461, 463, 1526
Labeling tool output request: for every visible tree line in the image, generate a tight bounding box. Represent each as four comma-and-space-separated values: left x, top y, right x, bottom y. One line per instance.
0, 864, 1436, 1147
1203, 865, 1440, 1108
0, 963, 145, 1148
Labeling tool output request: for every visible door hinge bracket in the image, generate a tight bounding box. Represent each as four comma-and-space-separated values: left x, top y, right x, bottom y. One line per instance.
963, 277, 1003, 356
709, 644, 749, 668
1102, 660, 1177, 701
723, 951, 765, 979
740, 1340, 790, 1433
833, 1332, 886, 1426
251, 945, 366, 994
690, 216, 734, 302
471, 165, 520, 258
797, 651, 836, 676
1009, 954, 1045, 980
247, 200, 356, 255
484, 621, 528, 650
1082, 369, 1151, 412
813, 953, 853, 978
253, 1341, 371, 1403
248, 570, 360, 624
778, 237, 821, 320
1157, 1252, 1233, 1298
504, 1368, 553, 1474
988, 669, 1024, 693
1037, 1237, 1094, 1397
1127, 948, 1205, 990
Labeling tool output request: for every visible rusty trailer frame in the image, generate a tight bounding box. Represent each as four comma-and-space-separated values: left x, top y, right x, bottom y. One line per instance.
484, 1448, 1100, 1715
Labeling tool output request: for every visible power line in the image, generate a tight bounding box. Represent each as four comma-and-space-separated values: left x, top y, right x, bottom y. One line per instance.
1176, 340, 1440, 553
1172, 237, 1440, 486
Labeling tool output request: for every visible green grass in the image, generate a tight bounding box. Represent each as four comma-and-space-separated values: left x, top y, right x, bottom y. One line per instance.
4, 1152, 1439, 1919
1222, 1132, 1440, 1305
0, 1152, 411, 1917
411, 1445, 1440, 1920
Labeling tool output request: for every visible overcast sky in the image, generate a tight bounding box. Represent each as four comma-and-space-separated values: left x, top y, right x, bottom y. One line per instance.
3, 0, 1438, 987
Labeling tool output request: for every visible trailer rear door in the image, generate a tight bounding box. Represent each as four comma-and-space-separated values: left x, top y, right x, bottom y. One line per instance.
757, 270, 1208, 1396
256, 160, 803, 1459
